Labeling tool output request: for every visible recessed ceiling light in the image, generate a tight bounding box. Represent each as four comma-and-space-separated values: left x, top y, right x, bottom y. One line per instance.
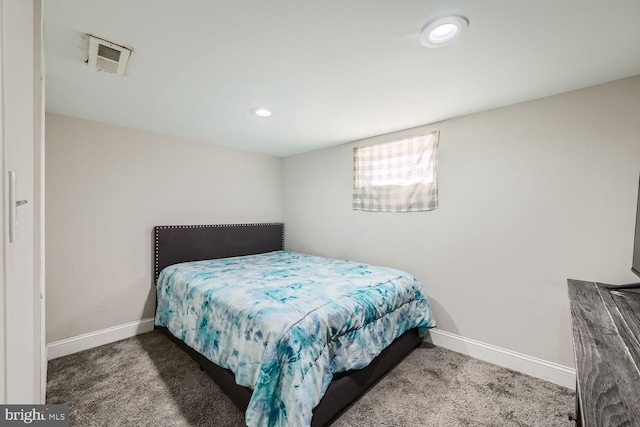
251, 107, 274, 118
420, 16, 468, 48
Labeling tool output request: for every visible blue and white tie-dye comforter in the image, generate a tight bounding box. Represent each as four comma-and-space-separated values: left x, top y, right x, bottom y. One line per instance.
155, 250, 435, 427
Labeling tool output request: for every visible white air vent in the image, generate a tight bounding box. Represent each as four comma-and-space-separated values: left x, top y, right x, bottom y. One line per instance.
87, 35, 131, 76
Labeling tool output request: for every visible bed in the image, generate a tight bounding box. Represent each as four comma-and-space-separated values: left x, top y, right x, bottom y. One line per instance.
153, 223, 435, 427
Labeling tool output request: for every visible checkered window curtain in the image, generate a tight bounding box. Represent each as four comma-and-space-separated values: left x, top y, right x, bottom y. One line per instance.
353, 131, 439, 212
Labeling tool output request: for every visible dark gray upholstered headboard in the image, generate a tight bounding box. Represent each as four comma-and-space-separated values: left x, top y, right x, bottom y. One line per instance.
154, 223, 284, 282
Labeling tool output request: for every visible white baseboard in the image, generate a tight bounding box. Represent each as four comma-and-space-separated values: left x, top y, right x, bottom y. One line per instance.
425, 328, 576, 390
47, 318, 155, 360
46, 320, 576, 390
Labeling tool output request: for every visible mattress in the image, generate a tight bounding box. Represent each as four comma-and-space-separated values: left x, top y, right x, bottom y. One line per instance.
155, 250, 435, 427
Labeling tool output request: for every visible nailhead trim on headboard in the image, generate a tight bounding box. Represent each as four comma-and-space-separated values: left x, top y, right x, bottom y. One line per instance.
154, 223, 284, 282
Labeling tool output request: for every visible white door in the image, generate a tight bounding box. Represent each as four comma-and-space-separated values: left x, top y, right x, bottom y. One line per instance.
0, 0, 45, 404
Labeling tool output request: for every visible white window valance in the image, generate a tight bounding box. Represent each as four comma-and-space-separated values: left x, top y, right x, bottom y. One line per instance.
353, 131, 439, 212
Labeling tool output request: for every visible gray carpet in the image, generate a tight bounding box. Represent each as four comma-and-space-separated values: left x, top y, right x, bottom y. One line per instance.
47, 331, 575, 426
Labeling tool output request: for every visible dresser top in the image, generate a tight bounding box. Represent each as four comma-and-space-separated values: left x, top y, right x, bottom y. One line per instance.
568, 279, 640, 426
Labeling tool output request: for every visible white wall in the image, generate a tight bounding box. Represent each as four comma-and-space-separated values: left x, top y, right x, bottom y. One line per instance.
45, 114, 283, 343
283, 76, 640, 368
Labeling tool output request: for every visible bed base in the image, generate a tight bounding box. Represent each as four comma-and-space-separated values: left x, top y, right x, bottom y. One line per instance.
157, 326, 421, 426
153, 223, 424, 426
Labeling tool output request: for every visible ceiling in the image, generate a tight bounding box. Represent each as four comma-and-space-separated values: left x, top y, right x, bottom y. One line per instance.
44, 1, 640, 157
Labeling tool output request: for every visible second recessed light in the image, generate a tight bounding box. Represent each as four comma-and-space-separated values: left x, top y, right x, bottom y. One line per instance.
251, 107, 274, 118
420, 16, 469, 48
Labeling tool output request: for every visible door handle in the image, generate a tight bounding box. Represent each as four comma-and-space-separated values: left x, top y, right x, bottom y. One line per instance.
8, 171, 28, 243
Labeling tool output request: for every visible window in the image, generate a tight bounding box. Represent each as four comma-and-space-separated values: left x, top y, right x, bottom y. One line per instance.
353, 131, 439, 212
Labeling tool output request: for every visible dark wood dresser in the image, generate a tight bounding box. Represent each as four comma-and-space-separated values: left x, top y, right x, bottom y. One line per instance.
567, 279, 640, 426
